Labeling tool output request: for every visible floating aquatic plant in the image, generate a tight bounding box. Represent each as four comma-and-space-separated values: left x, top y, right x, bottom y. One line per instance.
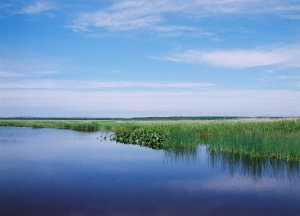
109, 130, 165, 149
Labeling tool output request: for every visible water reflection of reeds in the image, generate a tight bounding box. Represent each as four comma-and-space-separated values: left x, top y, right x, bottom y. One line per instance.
163, 146, 199, 163
162, 144, 300, 182
109, 128, 300, 181
207, 149, 300, 181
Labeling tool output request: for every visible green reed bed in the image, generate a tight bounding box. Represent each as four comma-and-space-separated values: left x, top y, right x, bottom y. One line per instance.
0, 118, 299, 161
198, 120, 300, 161
0, 119, 113, 131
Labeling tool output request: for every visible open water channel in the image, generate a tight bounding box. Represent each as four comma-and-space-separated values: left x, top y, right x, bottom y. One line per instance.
0, 126, 300, 216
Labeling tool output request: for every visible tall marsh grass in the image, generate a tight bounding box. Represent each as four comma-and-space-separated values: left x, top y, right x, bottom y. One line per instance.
0, 118, 299, 161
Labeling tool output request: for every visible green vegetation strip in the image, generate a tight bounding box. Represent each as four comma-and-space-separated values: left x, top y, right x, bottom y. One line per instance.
109, 130, 165, 149
0, 118, 299, 161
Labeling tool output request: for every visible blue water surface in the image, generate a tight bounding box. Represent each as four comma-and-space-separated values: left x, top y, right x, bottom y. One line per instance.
0, 126, 299, 216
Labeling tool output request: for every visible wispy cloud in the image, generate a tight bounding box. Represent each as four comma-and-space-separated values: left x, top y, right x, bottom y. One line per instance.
278, 75, 299, 80
0, 79, 214, 90
68, 1, 161, 31
21, 1, 54, 14
0, 71, 24, 78
0, 70, 59, 78
0, 53, 64, 78
68, 0, 300, 32
1, 89, 299, 117
166, 44, 300, 68
0, 1, 55, 16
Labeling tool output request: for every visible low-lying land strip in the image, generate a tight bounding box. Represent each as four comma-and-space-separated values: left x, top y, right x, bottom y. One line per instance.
0, 118, 299, 161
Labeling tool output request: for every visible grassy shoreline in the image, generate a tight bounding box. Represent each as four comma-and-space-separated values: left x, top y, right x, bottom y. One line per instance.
1, 118, 299, 161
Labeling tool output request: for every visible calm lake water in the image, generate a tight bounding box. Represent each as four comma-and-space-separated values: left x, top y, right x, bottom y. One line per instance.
0, 127, 300, 216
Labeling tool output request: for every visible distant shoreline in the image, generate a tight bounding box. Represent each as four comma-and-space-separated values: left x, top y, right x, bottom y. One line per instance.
0, 116, 298, 121
1, 118, 299, 161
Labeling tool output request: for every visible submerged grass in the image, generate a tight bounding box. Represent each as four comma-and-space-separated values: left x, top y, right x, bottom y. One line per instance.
0, 118, 299, 161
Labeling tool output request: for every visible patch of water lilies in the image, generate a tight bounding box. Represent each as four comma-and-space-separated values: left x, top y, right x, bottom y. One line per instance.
109, 130, 165, 149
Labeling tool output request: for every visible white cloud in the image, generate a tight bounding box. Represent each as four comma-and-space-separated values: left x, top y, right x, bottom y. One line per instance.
0, 1, 55, 17
166, 44, 300, 68
0, 70, 59, 78
278, 76, 299, 80
1, 88, 299, 117
0, 79, 214, 90
21, 1, 54, 14
0, 54, 63, 78
21, 1, 55, 15
69, 0, 300, 32
69, 1, 163, 31
0, 71, 24, 78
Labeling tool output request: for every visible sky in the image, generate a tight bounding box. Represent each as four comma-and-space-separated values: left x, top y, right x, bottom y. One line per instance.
0, 0, 300, 117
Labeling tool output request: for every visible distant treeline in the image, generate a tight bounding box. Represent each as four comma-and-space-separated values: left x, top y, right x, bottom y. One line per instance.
0, 116, 291, 121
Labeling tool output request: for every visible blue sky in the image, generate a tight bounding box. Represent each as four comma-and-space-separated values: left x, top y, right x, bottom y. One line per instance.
0, 0, 300, 117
